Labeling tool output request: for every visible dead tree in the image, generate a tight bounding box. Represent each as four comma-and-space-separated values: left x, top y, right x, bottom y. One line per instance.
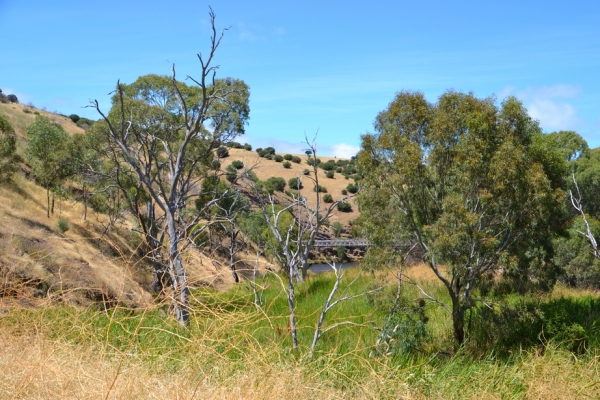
90, 9, 250, 326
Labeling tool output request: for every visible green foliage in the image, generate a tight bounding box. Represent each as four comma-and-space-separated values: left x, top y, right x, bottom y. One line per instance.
210, 159, 221, 170
553, 215, 600, 288
225, 164, 237, 183
288, 177, 303, 190
264, 147, 276, 155
358, 90, 568, 345
0, 114, 21, 182
57, 218, 69, 233
320, 160, 335, 171
573, 148, 600, 219
326, 170, 335, 179
216, 146, 229, 158
25, 115, 72, 201
303, 169, 310, 175
346, 183, 358, 194
231, 160, 244, 169
337, 201, 352, 212
323, 193, 333, 203
292, 156, 301, 164
306, 157, 321, 166
68, 114, 80, 123
243, 143, 252, 151
282, 161, 291, 169
265, 176, 286, 193
314, 184, 327, 193
331, 221, 344, 238
283, 154, 293, 160
341, 189, 348, 195
274, 154, 284, 162
264, 154, 273, 160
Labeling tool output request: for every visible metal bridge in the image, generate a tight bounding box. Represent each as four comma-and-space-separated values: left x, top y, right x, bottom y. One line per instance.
312, 239, 372, 248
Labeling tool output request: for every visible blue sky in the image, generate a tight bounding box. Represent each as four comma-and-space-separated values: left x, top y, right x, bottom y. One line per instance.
1, 1, 599, 156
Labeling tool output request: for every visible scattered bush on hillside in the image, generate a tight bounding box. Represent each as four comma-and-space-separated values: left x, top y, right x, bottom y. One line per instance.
216, 146, 229, 158
288, 177, 302, 189
337, 201, 352, 212
274, 155, 284, 162
226, 141, 242, 148
314, 184, 327, 193
341, 189, 348, 195
256, 147, 263, 154
323, 193, 333, 203
283, 154, 293, 160
346, 183, 359, 194
69, 114, 80, 123
303, 169, 310, 175
264, 146, 276, 155
326, 171, 335, 179
225, 165, 237, 182
243, 143, 252, 151
231, 160, 244, 169
283, 161, 291, 169
265, 176, 286, 192
320, 160, 336, 171
57, 218, 70, 233
292, 156, 301, 164
7, 94, 18, 103
211, 159, 221, 170
264, 154, 273, 160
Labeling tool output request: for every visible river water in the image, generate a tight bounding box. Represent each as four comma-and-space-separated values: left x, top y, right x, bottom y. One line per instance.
308, 261, 360, 273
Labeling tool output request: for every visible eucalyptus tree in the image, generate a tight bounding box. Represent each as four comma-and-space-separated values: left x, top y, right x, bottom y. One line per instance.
25, 115, 72, 217
358, 91, 567, 347
90, 10, 250, 326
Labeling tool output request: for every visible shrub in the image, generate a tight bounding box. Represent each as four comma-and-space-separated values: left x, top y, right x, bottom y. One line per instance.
326, 171, 335, 179
264, 146, 276, 155
336, 167, 342, 173
216, 146, 229, 158
292, 156, 301, 164
332, 221, 344, 237
231, 160, 244, 169
283, 154, 293, 160
256, 147, 263, 154
257, 150, 266, 157
264, 154, 273, 160
337, 201, 352, 212
323, 193, 333, 203
243, 143, 252, 151
68, 114, 80, 123
314, 185, 327, 193
288, 177, 302, 189
6, 94, 18, 103
266, 176, 286, 192
335, 246, 347, 261
303, 169, 310, 175
306, 157, 321, 166
274, 155, 284, 162
346, 183, 359, 194
57, 218, 69, 233
225, 165, 237, 182
341, 189, 348, 195
211, 159, 221, 170
320, 160, 335, 171
285, 189, 299, 198
283, 161, 291, 169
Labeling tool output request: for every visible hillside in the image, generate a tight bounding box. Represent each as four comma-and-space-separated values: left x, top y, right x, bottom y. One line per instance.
221, 148, 359, 227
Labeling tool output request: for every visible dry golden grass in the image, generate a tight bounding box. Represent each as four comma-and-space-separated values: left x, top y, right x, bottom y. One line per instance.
222, 148, 359, 227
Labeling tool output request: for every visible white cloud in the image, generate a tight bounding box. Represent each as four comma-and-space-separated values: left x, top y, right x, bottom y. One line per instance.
499, 84, 583, 132
330, 143, 360, 158
237, 22, 258, 42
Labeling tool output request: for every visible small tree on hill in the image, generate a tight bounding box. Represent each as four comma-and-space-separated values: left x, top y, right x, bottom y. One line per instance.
26, 115, 72, 217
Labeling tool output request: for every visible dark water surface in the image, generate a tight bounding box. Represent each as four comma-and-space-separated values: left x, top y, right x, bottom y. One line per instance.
308, 262, 360, 273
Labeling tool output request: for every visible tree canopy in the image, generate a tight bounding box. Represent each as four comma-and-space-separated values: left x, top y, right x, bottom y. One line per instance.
357, 90, 568, 346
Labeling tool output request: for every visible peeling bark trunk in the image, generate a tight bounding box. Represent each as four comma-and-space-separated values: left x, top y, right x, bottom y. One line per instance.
166, 213, 189, 327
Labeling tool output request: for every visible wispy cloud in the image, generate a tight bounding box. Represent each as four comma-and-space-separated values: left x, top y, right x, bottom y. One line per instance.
237, 22, 259, 42
329, 143, 360, 158
498, 84, 583, 131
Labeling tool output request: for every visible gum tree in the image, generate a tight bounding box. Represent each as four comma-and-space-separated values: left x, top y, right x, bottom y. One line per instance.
358, 91, 567, 347
90, 9, 250, 326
